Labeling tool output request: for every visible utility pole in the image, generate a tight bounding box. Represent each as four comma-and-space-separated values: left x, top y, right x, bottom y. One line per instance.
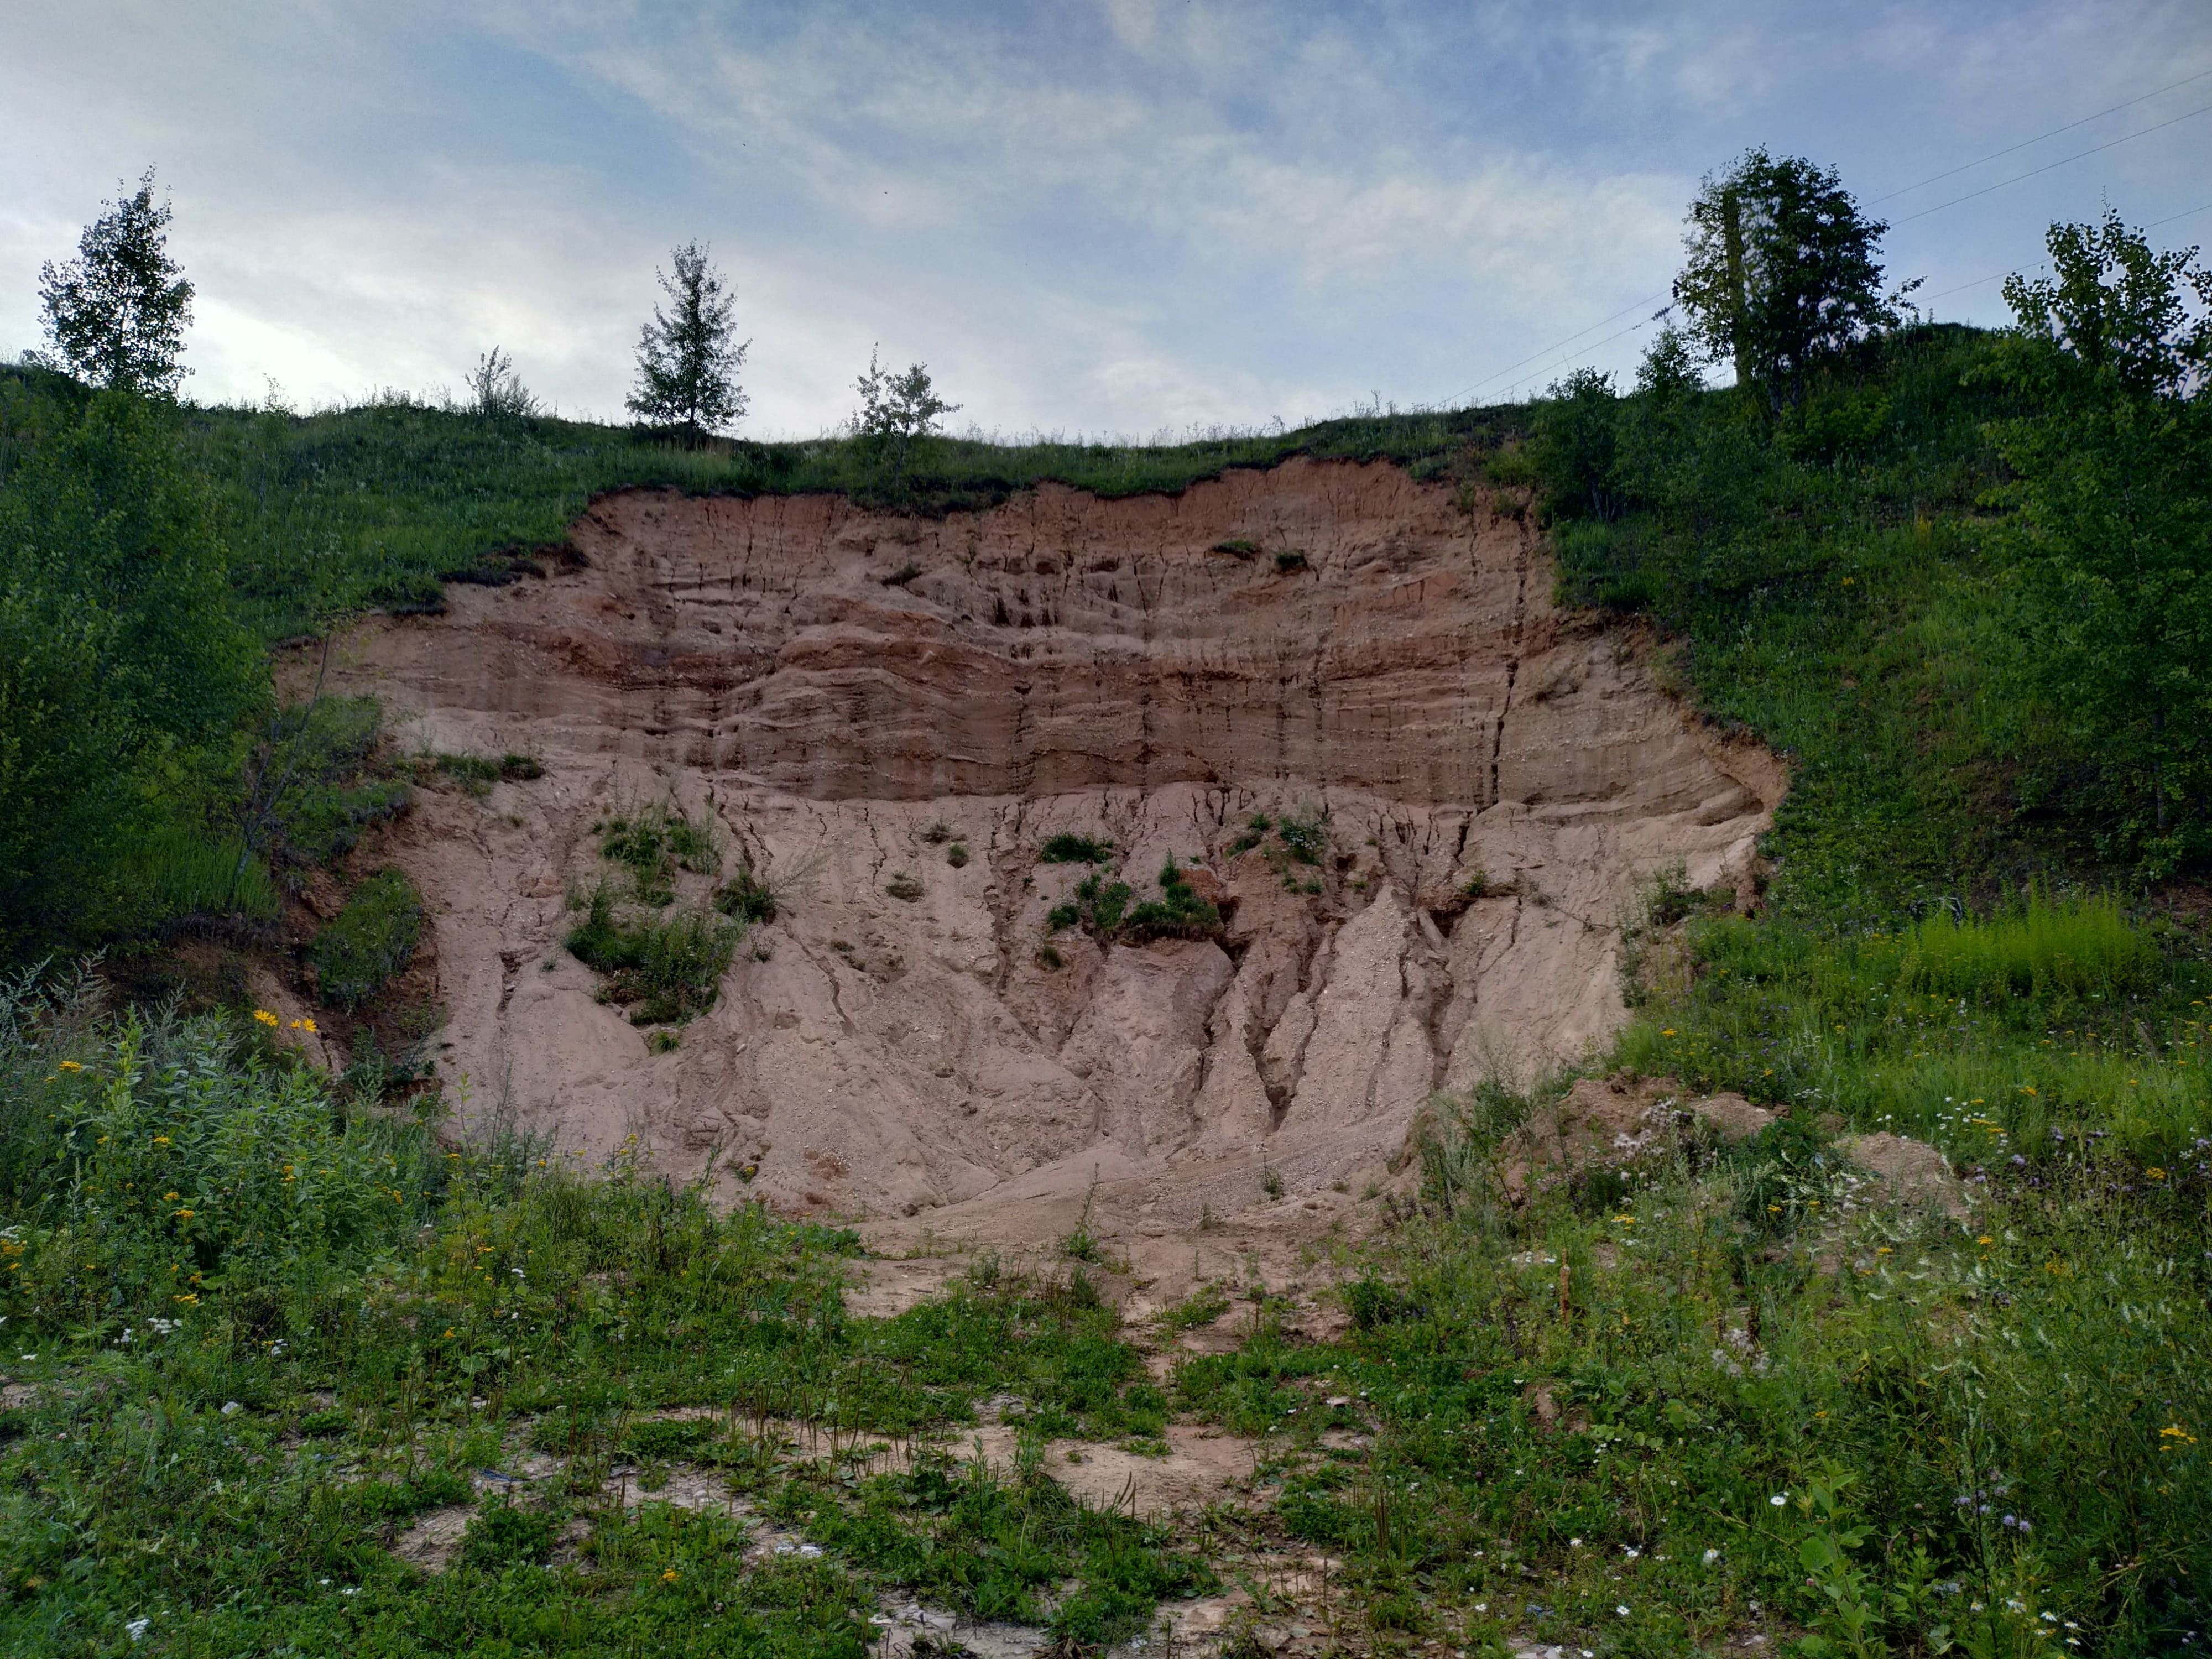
1721, 185, 1752, 391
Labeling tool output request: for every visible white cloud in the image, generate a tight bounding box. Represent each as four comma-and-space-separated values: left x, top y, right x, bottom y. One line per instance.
2, 0, 2205, 430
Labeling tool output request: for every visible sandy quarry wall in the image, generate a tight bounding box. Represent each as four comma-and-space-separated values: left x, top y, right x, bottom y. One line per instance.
312, 458, 1781, 1225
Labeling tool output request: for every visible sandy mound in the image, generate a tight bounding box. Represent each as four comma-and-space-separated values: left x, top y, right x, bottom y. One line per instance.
302, 457, 1781, 1236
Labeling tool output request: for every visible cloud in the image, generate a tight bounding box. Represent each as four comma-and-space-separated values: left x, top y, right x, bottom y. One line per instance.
1, 0, 2205, 430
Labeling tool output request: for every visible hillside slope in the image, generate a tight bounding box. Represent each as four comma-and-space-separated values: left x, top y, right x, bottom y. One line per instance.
305, 458, 1780, 1225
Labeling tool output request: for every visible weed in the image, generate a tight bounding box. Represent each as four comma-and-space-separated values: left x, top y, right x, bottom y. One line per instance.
714, 864, 778, 924
311, 869, 424, 1008
1159, 1283, 1231, 1334
946, 841, 969, 868
885, 872, 924, 902
1035, 944, 1063, 971
565, 883, 738, 1024
1273, 549, 1308, 572
1212, 538, 1260, 559
1117, 859, 1223, 944
1039, 832, 1113, 865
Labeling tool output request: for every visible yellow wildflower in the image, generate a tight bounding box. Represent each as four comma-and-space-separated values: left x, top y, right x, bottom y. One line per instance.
253, 1009, 278, 1027
58, 1060, 82, 1072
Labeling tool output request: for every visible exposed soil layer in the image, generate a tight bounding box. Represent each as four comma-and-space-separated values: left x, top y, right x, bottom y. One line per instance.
305, 458, 1781, 1235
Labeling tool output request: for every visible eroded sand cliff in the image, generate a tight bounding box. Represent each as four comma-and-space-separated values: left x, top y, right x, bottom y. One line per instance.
312, 458, 1780, 1240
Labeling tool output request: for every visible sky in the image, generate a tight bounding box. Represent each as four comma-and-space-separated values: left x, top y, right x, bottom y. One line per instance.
3, 1, 2209, 437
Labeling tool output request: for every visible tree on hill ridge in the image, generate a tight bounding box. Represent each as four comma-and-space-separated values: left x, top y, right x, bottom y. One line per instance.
36, 168, 194, 398
1673, 149, 1896, 410
628, 241, 749, 443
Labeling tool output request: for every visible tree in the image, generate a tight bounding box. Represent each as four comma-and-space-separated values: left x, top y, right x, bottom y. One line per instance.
627, 242, 748, 441
1673, 150, 1892, 409
1634, 324, 1702, 403
0, 388, 264, 953
37, 169, 195, 398
1530, 367, 1620, 520
849, 346, 959, 474
466, 346, 539, 419
1994, 212, 2212, 867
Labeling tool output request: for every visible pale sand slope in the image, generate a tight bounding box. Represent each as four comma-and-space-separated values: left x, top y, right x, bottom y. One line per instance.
302, 457, 1782, 1250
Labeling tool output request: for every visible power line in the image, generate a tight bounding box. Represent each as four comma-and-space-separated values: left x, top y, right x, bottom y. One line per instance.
1447, 293, 1671, 403
1893, 100, 2212, 223
1868, 65, 2212, 204
2148, 200, 2212, 228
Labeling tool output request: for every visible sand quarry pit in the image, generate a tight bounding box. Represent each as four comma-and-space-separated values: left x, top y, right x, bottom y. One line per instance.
305, 457, 1781, 1256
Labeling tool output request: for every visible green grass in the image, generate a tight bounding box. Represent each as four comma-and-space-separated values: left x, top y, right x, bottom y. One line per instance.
0, 984, 1214, 1656
1610, 894, 2211, 1167
150, 385, 1520, 641
311, 869, 425, 1010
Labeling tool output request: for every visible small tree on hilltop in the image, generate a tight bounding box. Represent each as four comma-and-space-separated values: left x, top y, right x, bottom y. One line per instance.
1673, 149, 1893, 409
38, 168, 195, 398
850, 346, 959, 476
628, 241, 749, 442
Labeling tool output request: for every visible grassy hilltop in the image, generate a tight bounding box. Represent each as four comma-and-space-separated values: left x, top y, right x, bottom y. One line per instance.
2, 257, 2210, 1656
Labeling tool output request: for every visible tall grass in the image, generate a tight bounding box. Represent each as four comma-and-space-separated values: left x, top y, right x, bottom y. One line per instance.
1614, 893, 2211, 1163
155, 387, 1520, 639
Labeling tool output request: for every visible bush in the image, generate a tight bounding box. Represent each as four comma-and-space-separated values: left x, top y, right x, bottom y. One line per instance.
1039, 833, 1113, 865
1118, 860, 1222, 944
714, 867, 778, 924
311, 869, 424, 1009
565, 884, 737, 1024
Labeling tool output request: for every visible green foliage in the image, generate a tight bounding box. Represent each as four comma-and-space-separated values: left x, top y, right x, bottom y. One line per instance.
627, 241, 749, 440
884, 872, 925, 902
253, 697, 410, 870
0, 387, 265, 954
850, 347, 959, 478
713, 865, 778, 924
565, 884, 738, 1025
1119, 859, 1223, 943
1615, 893, 2209, 1165
35, 169, 194, 398
594, 800, 719, 905
1038, 831, 1113, 864
1900, 894, 2156, 1001
464, 346, 538, 421
311, 869, 424, 1009
1531, 367, 1621, 520
1990, 212, 2212, 871
0, 987, 1220, 1655
426, 749, 540, 797
1546, 322, 2041, 922
1673, 148, 1897, 408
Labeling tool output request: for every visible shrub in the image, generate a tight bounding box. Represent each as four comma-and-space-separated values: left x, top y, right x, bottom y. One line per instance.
1039, 833, 1113, 865
885, 872, 924, 902
429, 750, 543, 797
714, 867, 778, 924
946, 841, 969, 868
1118, 860, 1222, 944
311, 870, 424, 1009
565, 884, 738, 1024
597, 800, 719, 905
